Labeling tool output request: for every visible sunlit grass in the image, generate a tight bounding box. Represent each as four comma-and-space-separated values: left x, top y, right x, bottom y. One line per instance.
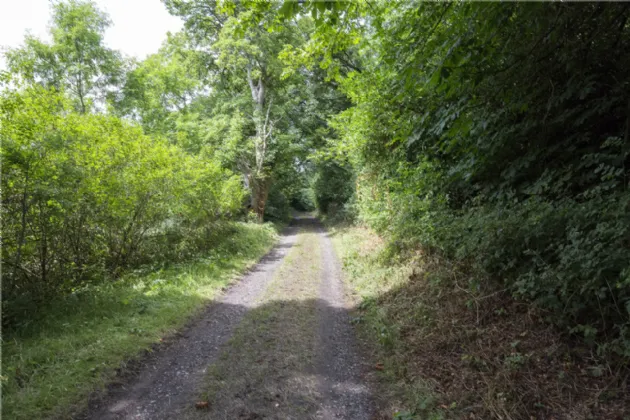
2, 222, 278, 420
328, 224, 444, 420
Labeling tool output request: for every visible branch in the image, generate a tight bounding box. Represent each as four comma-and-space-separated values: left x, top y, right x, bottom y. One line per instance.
337, 51, 362, 73
246, 64, 257, 103
413, 3, 454, 52
3, 260, 36, 280
263, 97, 273, 137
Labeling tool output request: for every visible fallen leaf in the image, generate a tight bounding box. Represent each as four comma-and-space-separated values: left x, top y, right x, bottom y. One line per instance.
195, 401, 209, 409
375, 363, 384, 370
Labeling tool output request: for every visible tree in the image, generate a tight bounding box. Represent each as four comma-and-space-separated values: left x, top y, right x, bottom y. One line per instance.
1, 79, 244, 321
164, 0, 305, 221
281, 1, 630, 356
6, 0, 122, 113
115, 32, 204, 140
1, 1, 246, 323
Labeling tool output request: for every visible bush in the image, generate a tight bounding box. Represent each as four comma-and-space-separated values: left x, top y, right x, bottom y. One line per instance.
1, 85, 245, 326
312, 161, 355, 215
330, 2, 630, 357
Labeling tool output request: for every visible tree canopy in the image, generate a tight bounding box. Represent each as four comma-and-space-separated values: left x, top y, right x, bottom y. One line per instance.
3, 0, 630, 364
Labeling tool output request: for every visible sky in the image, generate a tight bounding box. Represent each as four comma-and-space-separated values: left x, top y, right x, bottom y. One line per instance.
0, 0, 184, 69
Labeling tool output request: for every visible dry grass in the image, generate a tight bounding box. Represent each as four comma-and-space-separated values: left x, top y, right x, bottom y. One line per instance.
330, 225, 630, 420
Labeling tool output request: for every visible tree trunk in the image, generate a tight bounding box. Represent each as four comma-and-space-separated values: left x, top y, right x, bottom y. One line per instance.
246, 64, 274, 222
250, 175, 270, 223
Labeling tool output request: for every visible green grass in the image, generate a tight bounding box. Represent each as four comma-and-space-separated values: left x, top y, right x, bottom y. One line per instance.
2, 221, 279, 420
329, 223, 630, 420
328, 224, 445, 420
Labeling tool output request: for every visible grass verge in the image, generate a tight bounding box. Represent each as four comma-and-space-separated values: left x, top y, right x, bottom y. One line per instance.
329, 224, 629, 420
2, 221, 279, 420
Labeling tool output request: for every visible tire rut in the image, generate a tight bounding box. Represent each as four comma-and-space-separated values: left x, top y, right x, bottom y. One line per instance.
315, 222, 373, 419
82, 223, 301, 420
82, 217, 372, 420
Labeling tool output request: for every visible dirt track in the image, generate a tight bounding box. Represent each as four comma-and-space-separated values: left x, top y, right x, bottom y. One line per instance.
83, 216, 372, 420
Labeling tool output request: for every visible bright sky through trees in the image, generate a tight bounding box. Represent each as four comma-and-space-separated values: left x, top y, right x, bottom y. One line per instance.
0, 0, 182, 69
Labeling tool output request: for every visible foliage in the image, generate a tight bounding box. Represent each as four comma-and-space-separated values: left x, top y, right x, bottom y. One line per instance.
114, 32, 204, 140
164, 0, 309, 220
5, 0, 122, 113
312, 160, 354, 217
0, 82, 244, 326
288, 1, 630, 357
2, 221, 277, 420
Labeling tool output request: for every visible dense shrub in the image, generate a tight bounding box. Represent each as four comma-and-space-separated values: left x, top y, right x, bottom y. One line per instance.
325, 2, 630, 357
312, 161, 355, 216
1, 85, 244, 325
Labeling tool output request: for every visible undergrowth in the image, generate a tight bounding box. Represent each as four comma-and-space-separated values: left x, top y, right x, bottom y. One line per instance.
1, 221, 278, 420
330, 224, 629, 420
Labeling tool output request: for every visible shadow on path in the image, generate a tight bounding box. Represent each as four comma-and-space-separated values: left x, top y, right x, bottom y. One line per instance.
82, 216, 373, 420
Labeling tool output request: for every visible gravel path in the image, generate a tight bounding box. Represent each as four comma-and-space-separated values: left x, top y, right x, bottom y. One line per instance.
315, 223, 372, 419
82, 216, 372, 420
84, 224, 300, 420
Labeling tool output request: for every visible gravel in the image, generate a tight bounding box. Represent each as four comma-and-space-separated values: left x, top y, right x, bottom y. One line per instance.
82, 224, 300, 420
81, 217, 373, 420
315, 221, 373, 419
